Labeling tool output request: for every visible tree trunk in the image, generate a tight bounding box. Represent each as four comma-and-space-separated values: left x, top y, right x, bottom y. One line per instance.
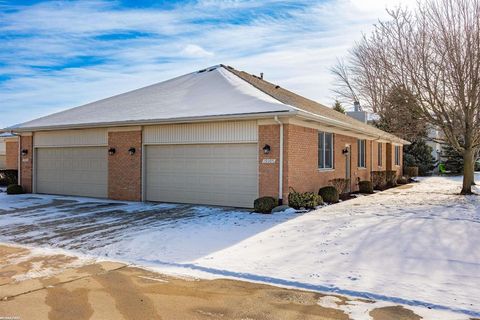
461, 149, 475, 194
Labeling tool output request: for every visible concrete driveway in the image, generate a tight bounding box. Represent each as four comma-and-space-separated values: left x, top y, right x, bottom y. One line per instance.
0, 192, 296, 262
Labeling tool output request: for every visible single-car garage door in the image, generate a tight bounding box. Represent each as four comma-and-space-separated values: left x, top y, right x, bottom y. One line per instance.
36, 147, 108, 198
145, 144, 258, 208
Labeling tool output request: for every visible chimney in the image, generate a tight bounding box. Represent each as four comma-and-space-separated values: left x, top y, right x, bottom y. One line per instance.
260, 72, 264, 79
347, 101, 368, 123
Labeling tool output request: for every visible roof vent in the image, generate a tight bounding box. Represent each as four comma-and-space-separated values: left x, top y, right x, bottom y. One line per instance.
275, 85, 280, 89
197, 69, 207, 73
260, 72, 264, 79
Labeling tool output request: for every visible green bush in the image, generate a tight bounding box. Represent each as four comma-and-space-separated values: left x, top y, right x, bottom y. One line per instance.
371, 171, 387, 190
288, 188, 323, 209
386, 170, 398, 187
404, 166, 419, 178
253, 196, 278, 213
358, 181, 374, 194
318, 186, 339, 203
6, 184, 24, 195
0, 170, 18, 187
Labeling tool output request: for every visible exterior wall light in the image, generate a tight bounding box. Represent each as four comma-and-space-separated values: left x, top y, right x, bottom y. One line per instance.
108, 147, 116, 155
263, 144, 271, 154
128, 147, 136, 155
21, 149, 28, 157
342, 148, 349, 155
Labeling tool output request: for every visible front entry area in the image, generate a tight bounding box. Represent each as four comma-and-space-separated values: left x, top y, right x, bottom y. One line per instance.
145, 144, 258, 208
35, 147, 108, 198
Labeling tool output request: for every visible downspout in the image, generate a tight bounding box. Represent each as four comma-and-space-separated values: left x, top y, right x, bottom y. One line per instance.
274, 116, 284, 205
16, 134, 21, 186
370, 140, 373, 180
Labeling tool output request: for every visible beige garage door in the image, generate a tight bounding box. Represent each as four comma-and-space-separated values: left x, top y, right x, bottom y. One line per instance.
36, 147, 108, 198
0, 155, 6, 169
146, 144, 258, 208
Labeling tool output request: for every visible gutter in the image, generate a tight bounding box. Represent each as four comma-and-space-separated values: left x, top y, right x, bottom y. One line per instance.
274, 116, 284, 204
296, 111, 410, 145
5, 111, 296, 133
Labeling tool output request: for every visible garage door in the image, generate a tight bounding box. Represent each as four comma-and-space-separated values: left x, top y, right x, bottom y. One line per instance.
0, 155, 5, 169
36, 147, 108, 198
145, 144, 258, 208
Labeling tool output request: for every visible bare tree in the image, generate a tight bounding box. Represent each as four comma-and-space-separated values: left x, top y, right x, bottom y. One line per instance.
333, 0, 480, 194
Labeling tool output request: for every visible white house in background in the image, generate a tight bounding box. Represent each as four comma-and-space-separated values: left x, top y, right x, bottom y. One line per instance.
426, 126, 444, 162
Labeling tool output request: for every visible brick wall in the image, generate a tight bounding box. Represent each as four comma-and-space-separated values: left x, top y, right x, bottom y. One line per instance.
19, 135, 33, 193
259, 123, 381, 203
5, 140, 18, 170
108, 130, 142, 201
284, 124, 372, 197
258, 125, 281, 199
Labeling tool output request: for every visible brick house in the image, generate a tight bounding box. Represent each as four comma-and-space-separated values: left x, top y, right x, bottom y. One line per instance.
3, 65, 408, 207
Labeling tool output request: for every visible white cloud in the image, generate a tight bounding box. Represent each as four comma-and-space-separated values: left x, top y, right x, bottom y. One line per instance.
181, 44, 214, 58
0, 0, 419, 127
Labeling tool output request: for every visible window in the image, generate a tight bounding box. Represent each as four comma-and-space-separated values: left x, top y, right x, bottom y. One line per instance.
357, 139, 366, 168
318, 132, 334, 169
395, 145, 401, 166
378, 143, 383, 167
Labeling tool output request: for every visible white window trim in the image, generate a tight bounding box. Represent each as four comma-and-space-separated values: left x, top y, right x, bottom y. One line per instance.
318, 131, 334, 170
378, 143, 383, 167
358, 139, 367, 168
394, 145, 401, 166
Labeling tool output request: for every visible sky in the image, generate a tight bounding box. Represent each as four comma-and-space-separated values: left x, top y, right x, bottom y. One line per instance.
0, 0, 415, 128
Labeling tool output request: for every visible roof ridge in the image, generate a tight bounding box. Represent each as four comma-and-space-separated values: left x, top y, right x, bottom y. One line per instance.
221, 65, 408, 143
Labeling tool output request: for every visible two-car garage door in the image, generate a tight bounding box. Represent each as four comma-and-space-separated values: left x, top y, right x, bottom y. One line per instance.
36, 147, 108, 198
145, 144, 258, 208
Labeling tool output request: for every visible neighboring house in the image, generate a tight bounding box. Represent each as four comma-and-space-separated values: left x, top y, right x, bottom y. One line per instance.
0, 133, 18, 170
426, 126, 444, 163
3, 65, 408, 208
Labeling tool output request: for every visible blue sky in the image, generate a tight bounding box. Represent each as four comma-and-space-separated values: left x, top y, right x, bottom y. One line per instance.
0, 0, 413, 128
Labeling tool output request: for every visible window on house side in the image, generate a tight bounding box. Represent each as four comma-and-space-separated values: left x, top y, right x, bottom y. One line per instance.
378, 143, 383, 166
318, 132, 334, 169
395, 145, 401, 166
357, 139, 366, 168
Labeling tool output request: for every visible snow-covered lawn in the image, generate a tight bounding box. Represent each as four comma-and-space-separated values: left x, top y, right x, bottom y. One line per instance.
1, 175, 479, 319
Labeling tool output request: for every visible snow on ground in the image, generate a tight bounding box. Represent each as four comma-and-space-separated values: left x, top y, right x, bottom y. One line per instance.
0, 174, 479, 319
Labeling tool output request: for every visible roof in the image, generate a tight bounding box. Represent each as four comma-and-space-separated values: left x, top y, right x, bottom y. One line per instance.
7, 65, 294, 131
225, 66, 409, 144
6, 65, 408, 144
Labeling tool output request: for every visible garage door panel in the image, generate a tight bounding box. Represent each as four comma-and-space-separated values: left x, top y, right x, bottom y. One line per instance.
36, 147, 107, 198
146, 144, 258, 208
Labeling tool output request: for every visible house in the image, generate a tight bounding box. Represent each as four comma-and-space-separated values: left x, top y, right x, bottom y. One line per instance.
3, 65, 409, 208
0, 133, 18, 170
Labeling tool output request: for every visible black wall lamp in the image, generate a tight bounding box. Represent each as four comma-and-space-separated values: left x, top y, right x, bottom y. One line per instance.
128, 147, 136, 155
21, 149, 28, 157
342, 148, 349, 155
108, 147, 116, 155
262, 144, 271, 154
